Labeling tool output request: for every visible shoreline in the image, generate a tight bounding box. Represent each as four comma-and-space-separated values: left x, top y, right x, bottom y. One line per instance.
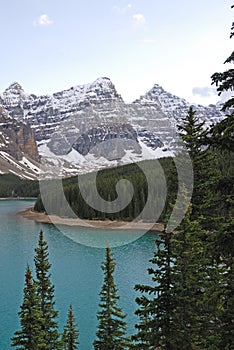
0, 197, 37, 201
18, 208, 164, 232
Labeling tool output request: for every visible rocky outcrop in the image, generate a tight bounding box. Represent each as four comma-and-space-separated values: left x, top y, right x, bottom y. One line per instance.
1, 78, 224, 152
134, 84, 223, 125
72, 123, 140, 159
0, 78, 225, 177
15, 123, 39, 161
0, 78, 125, 141
0, 105, 39, 161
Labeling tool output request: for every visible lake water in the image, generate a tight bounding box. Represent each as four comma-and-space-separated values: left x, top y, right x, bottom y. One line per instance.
0, 200, 158, 350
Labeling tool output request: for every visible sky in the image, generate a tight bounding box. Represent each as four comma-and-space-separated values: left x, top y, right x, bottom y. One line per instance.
0, 0, 233, 105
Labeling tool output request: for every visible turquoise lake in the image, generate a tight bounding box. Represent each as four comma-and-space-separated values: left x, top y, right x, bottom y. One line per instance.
0, 200, 158, 349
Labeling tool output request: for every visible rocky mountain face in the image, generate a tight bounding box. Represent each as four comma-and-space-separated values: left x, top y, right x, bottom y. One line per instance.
0, 105, 39, 161
0, 78, 124, 141
0, 105, 41, 179
0, 77, 225, 177
134, 84, 222, 124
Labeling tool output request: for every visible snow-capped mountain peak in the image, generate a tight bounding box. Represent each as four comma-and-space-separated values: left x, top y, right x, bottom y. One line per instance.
3, 82, 25, 96
134, 83, 223, 125
0, 77, 225, 178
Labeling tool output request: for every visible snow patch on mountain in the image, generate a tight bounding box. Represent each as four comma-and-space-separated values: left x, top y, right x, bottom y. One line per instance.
0, 77, 225, 178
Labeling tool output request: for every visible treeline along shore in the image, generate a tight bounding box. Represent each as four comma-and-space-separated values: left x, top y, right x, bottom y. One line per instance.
34, 158, 178, 223
18, 207, 165, 231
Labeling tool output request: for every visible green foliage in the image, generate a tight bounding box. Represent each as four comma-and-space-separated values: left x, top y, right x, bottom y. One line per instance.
62, 305, 79, 350
171, 214, 223, 349
208, 14, 234, 347
177, 106, 207, 158
11, 265, 46, 349
216, 244, 234, 349
93, 247, 130, 350
134, 212, 225, 350
210, 6, 234, 153
133, 99, 233, 349
34, 158, 178, 223
208, 115, 234, 152
0, 174, 39, 198
34, 230, 61, 349
134, 232, 175, 350
177, 107, 221, 223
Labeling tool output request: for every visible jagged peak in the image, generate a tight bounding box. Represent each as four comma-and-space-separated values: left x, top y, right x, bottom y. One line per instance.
151, 83, 165, 91
52, 77, 119, 95
4, 82, 25, 95
51, 77, 124, 102
94, 76, 112, 83
147, 83, 173, 97
85, 77, 118, 93
135, 82, 188, 106
92, 76, 113, 86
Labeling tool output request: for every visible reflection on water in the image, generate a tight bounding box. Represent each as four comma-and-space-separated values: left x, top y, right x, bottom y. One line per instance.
58, 223, 148, 248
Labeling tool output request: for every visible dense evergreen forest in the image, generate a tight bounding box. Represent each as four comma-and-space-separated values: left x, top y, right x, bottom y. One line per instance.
0, 174, 39, 198
34, 149, 233, 223
34, 157, 178, 222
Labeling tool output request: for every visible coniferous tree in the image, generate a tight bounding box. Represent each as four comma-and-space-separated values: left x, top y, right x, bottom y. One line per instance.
11, 265, 46, 349
209, 219, 234, 350
134, 207, 222, 350
93, 247, 130, 350
177, 106, 221, 223
210, 5, 234, 153
34, 230, 61, 349
133, 231, 175, 350
209, 11, 234, 347
208, 4, 234, 244
171, 211, 222, 349
62, 305, 79, 350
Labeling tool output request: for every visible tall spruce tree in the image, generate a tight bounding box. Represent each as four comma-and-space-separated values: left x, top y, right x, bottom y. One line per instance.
210, 4, 234, 153
208, 3, 234, 244
170, 210, 222, 349
11, 265, 46, 349
177, 106, 221, 224
133, 231, 176, 350
93, 246, 130, 350
134, 208, 222, 349
34, 230, 61, 349
209, 10, 234, 348
62, 305, 79, 350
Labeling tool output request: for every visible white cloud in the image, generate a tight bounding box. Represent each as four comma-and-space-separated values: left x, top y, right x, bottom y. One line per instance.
34, 14, 54, 26
192, 86, 217, 98
113, 3, 132, 14
132, 13, 146, 25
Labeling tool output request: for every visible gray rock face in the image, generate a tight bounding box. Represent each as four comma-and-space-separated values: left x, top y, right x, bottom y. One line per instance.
0, 77, 124, 142
0, 104, 41, 179
0, 105, 39, 161
0, 77, 225, 176
134, 84, 223, 125
72, 124, 140, 159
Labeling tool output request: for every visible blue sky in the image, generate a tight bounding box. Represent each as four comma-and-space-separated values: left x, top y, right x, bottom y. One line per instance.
0, 0, 233, 104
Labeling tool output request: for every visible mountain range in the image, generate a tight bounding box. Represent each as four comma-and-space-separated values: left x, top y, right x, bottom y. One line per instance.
0, 77, 224, 179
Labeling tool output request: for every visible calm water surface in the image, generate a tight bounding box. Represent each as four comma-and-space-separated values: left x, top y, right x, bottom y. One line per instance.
0, 200, 158, 350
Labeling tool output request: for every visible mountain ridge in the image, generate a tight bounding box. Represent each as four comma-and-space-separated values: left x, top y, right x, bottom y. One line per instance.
0, 77, 225, 178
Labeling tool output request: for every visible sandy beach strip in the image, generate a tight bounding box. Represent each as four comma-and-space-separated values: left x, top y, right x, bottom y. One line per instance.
18, 208, 164, 232
0, 197, 37, 200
